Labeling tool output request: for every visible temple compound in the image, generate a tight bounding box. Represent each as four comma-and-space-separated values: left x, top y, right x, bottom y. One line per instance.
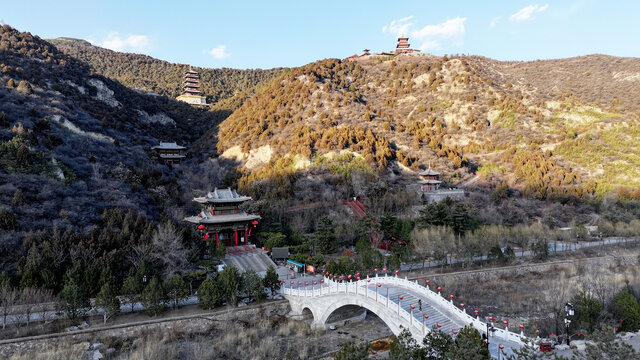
184, 188, 260, 247
184, 188, 275, 274
176, 69, 208, 106
152, 142, 186, 164
408, 165, 465, 203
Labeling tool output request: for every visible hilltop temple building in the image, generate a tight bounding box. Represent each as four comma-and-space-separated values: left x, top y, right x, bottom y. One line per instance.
152, 142, 186, 164
184, 188, 261, 248
395, 36, 419, 55
176, 69, 208, 106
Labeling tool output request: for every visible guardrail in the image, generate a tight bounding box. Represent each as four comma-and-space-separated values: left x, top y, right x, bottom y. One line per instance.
281, 275, 526, 345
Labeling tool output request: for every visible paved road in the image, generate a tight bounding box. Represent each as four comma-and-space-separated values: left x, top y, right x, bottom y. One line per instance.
401, 237, 636, 271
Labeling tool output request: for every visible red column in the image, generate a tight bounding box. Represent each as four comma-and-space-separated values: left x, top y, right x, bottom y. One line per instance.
234, 230, 238, 246
245, 229, 248, 244
215, 232, 219, 248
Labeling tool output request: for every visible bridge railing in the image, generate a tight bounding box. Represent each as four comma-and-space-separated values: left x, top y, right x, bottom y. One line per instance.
281, 275, 526, 345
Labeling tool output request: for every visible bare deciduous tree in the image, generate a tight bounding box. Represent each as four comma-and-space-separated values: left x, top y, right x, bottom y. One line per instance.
0, 284, 17, 329
150, 222, 188, 276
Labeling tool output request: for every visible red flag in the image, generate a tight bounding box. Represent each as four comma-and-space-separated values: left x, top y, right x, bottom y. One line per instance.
204, 233, 209, 241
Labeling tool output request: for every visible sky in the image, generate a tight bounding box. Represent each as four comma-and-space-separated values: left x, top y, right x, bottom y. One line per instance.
1, 0, 639, 69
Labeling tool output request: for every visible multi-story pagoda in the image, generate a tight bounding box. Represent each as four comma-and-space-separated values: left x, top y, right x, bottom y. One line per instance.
152, 142, 186, 164
176, 69, 208, 106
395, 36, 419, 55
184, 188, 260, 248
418, 165, 441, 192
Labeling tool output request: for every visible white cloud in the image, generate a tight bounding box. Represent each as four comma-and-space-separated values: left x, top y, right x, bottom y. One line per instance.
99, 32, 150, 53
382, 16, 466, 52
208, 45, 230, 59
509, 4, 549, 21
382, 15, 414, 37
490, 16, 501, 28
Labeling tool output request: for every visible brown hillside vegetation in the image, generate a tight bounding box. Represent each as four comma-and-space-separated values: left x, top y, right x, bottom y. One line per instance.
211, 53, 640, 199
50, 37, 284, 104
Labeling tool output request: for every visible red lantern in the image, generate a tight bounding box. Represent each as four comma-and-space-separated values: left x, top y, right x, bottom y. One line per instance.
321, 280, 324, 283
251, 221, 259, 227
313, 282, 317, 285
450, 295, 454, 300
425, 280, 430, 285
399, 296, 404, 300
519, 325, 524, 329
503, 320, 508, 325
437, 323, 442, 328
298, 282, 302, 285
460, 303, 465, 308
452, 330, 458, 335
474, 310, 479, 315
424, 315, 429, 319
395, 270, 399, 274
282, 280, 286, 283
197, 225, 205, 230
377, 284, 381, 287
305, 282, 309, 286
499, 345, 504, 350
348, 274, 352, 279
577, 333, 581, 336
411, 305, 415, 310
356, 277, 360, 280
489, 317, 494, 321
383, 268, 387, 273
437, 287, 442, 292
367, 279, 371, 283
356, 272, 360, 277
374, 268, 378, 272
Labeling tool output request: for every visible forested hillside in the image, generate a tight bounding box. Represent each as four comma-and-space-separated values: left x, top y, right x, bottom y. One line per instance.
210, 53, 640, 201
0, 25, 215, 289
50, 37, 284, 104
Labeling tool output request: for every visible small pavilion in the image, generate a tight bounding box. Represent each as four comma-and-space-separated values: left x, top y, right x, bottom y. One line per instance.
418, 165, 441, 192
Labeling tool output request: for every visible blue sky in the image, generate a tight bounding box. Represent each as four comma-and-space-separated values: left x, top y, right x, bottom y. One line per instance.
2, 1, 639, 69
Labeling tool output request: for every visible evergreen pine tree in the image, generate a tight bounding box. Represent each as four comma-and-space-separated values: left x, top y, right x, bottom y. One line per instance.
198, 278, 221, 309
141, 276, 165, 316
120, 275, 142, 313
59, 269, 88, 319
447, 326, 490, 360
163, 274, 188, 309
263, 266, 281, 295
314, 216, 337, 254
95, 282, 120, 324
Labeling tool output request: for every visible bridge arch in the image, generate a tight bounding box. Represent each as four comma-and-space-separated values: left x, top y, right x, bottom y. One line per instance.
289, 292, 421, 339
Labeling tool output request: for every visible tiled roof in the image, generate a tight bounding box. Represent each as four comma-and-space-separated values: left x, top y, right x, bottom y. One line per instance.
184, 210, 260, 225
152, 142, 186, 150
193, 188, 252, 203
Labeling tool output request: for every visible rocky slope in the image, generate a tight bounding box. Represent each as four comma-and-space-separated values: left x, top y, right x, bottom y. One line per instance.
209, 52, 640, 199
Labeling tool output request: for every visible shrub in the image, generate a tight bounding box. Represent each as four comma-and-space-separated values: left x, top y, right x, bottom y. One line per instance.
0, 209, 16, 230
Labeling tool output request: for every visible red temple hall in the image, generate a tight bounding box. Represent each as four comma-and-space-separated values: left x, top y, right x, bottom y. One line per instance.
184, 188, 260, 247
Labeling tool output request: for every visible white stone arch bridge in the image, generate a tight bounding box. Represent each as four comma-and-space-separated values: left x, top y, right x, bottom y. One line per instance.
282, 275, 528, 357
